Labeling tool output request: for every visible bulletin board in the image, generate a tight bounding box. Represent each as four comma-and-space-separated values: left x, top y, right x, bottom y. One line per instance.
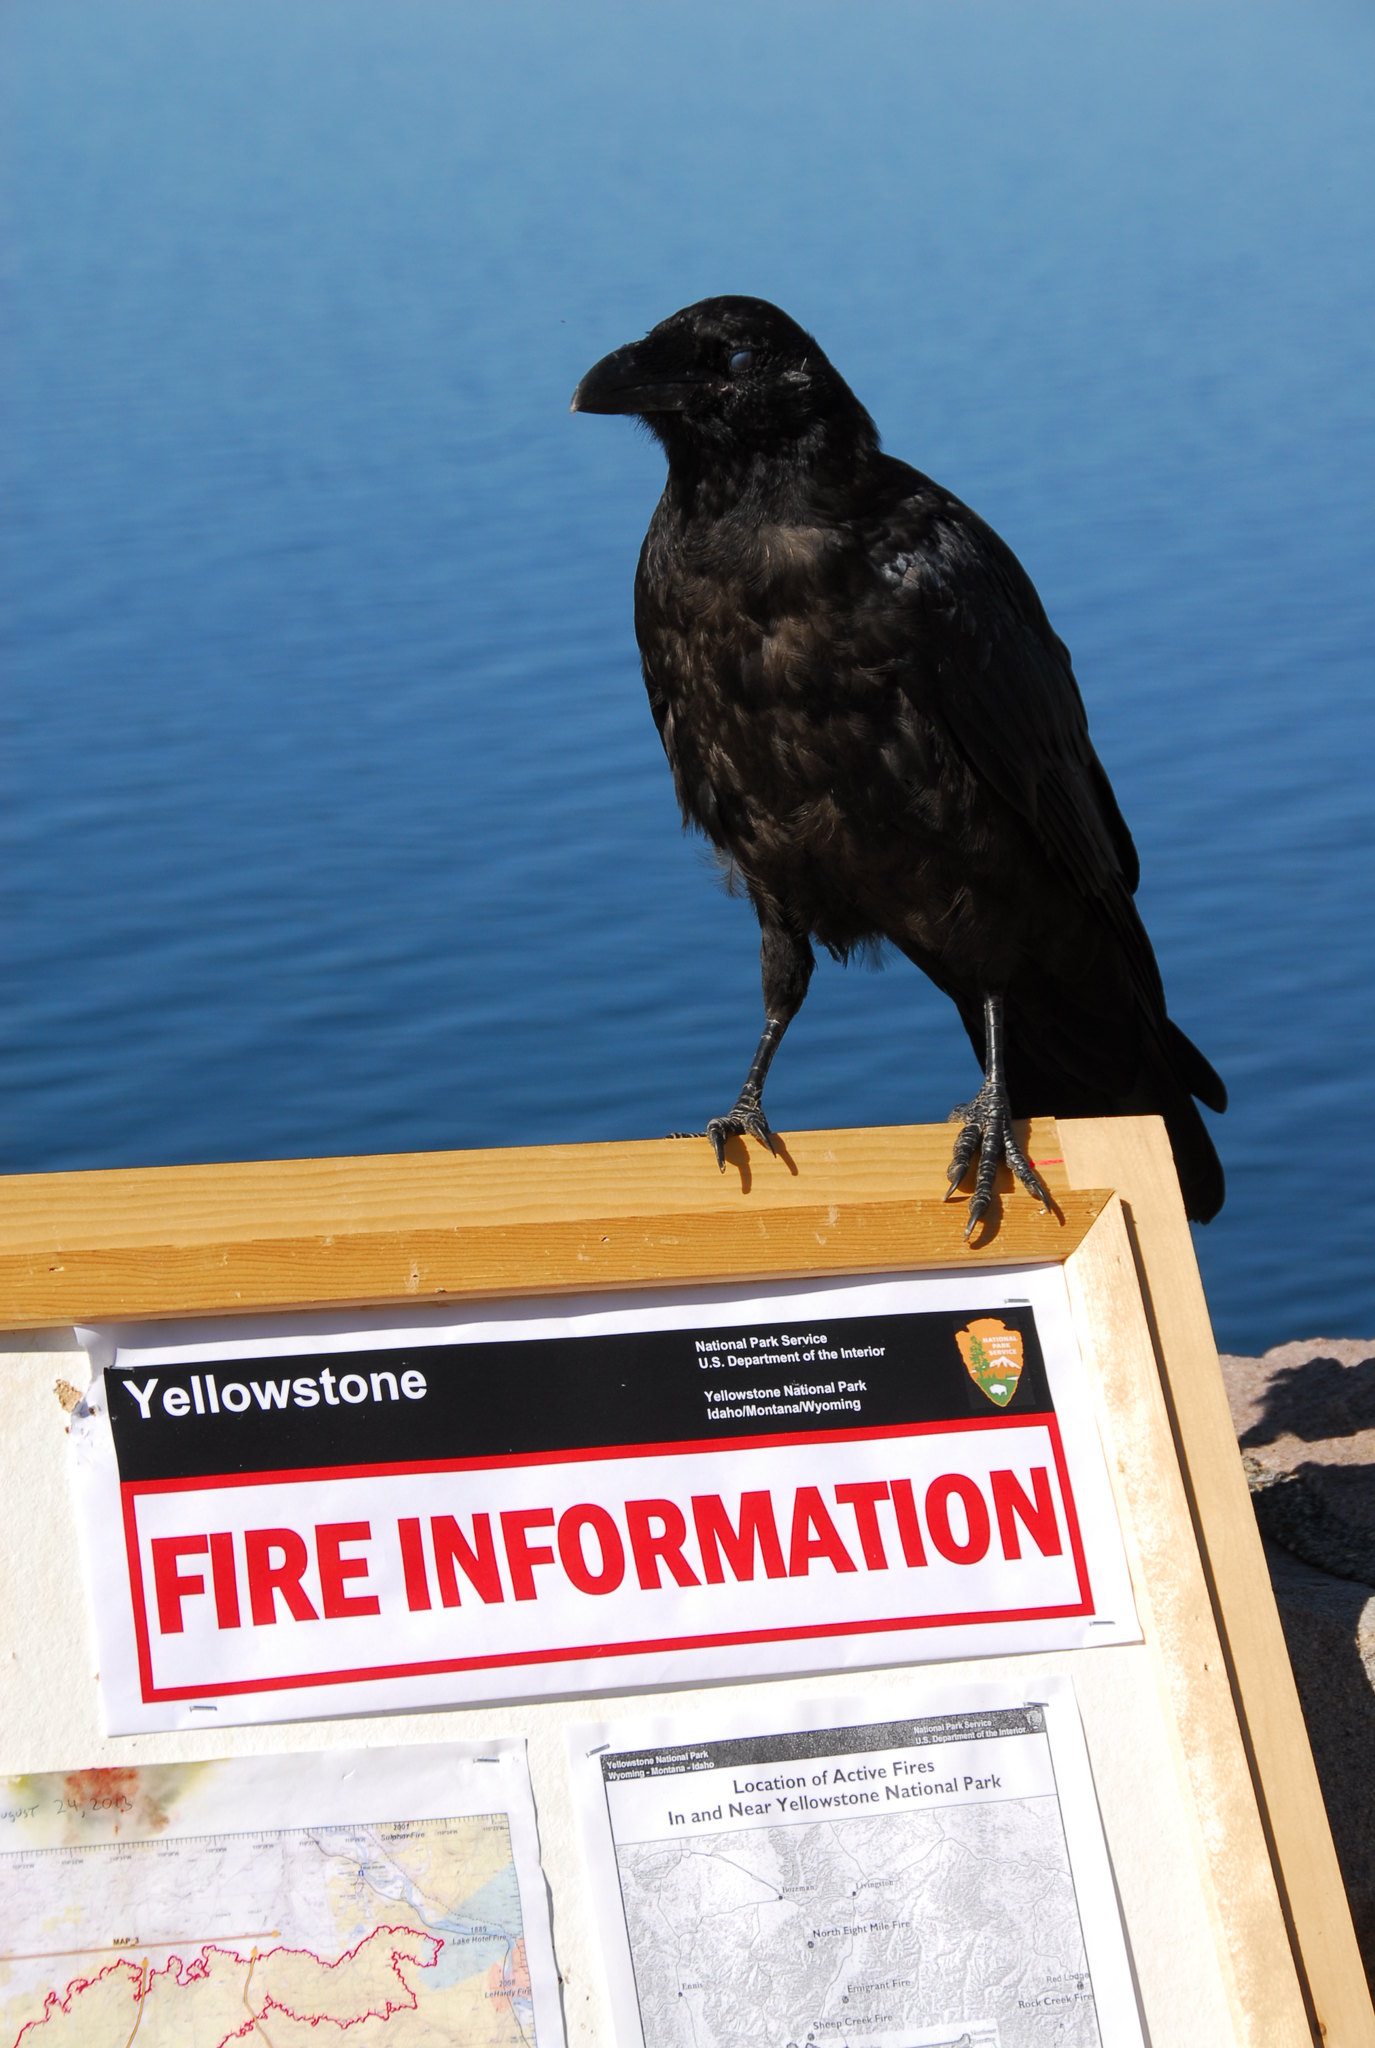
0, 1115, 1369, 2047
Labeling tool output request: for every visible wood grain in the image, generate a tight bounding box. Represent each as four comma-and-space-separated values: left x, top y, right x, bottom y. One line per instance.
4, 1114, 1365, 2041
1060, 1115, 1375, 2048
0, 1119, 1100, 1327
1065, 1195, 1311, 2048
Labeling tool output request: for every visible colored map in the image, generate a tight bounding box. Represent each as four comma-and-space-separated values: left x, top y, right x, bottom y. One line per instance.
0, 1754, 548, 2048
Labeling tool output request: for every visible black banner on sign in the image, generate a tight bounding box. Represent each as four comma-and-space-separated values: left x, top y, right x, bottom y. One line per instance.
105, 1306, 1052, 1482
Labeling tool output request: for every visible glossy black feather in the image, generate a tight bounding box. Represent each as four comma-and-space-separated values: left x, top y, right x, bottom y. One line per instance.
574, 296, 1226, 1219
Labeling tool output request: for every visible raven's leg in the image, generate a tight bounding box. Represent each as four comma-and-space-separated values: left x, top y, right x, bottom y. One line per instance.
944, 992, 1051, 1237
706, 924, 814, 1169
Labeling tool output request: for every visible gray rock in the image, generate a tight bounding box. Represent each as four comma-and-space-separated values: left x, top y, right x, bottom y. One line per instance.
1261, 1541, 1375, 1981
1219, 1340, 1375, 1988
1221, 1338, 1375, 1586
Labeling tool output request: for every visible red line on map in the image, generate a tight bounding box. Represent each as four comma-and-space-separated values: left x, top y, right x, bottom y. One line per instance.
14, 1925, 443, 2046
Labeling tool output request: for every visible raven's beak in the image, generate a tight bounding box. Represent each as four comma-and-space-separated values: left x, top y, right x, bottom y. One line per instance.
571, 339, 699, 416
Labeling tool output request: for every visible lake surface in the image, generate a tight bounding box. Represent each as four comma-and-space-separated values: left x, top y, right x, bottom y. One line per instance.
5, 1, 1373, 1354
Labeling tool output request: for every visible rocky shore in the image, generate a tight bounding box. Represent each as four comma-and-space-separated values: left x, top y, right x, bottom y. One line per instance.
1221, 1339, 1375, 1984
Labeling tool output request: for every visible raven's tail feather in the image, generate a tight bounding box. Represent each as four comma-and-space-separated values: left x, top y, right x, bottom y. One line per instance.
1151, 1050, 1226, 1222
1165, 1017, 1227, 1115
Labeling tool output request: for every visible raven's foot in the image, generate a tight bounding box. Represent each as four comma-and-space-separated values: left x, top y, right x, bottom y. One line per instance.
944, 1082, 1051, 1240
705, 1094, 778, 1170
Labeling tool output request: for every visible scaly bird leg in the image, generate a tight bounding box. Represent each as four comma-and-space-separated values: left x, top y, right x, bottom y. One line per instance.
707, 1014, 786, 1165
944, 992, 1051, 1237
705, 923, 814, 1169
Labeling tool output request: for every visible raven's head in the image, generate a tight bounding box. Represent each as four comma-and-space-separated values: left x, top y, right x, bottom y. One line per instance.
571, 296, 875, 470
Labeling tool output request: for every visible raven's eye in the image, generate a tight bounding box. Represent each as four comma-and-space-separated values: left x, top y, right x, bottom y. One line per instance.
728, 348, 754, 373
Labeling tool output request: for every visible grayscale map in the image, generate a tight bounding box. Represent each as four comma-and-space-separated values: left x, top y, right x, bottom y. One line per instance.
615, 1802, 1103, 2048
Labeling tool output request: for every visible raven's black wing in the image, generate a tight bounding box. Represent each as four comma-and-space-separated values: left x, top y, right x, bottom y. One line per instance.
860, 463, 1171, 1018
857, 463, 1225, 1143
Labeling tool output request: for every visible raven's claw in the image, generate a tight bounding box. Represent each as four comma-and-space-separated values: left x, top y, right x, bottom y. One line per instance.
705, 1097, 779, 1170
943, 1079, 1050, 1239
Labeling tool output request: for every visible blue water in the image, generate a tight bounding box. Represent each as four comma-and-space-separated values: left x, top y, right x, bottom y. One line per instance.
4, 2, 1374, 1355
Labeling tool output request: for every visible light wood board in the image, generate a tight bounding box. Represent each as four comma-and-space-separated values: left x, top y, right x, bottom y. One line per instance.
0, 1115, 1367, 2044
1060, 1116, 1374, 2048
0, 1117, 1099, 1326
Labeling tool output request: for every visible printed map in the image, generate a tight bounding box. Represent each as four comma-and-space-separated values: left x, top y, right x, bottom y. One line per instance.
1, 1799, 535, 2048
616, 1801, 1102, 2048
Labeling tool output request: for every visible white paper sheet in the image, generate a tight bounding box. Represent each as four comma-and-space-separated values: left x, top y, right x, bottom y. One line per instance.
0, 1738, 564, 2048
568, 1679, 1145, 2048
72, 1265, 1139, 1729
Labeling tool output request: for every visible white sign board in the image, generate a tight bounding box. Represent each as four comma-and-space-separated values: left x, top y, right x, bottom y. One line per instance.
72, 1266, 1139, 1731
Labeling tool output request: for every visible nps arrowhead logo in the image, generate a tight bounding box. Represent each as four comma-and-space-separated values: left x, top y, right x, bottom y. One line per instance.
956, 1317, 1025, 1408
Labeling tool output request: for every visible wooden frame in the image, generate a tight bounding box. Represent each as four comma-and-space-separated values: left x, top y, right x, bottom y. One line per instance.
0, 1114, 1369, 2045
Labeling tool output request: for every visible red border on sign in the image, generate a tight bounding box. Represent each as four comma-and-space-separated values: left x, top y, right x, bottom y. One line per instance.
121, 1415, 1093, 1703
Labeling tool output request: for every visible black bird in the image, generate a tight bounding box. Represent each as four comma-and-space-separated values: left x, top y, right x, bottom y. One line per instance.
571, 296, 1226, 1230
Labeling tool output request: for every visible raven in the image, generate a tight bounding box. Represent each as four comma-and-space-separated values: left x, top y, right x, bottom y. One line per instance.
572, 296, 1226, 1230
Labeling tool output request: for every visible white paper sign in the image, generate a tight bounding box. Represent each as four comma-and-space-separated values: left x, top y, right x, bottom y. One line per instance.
569, 1680, 1145, 2048
0, 1739, 564, 2048
72, 1266, 1139, 1730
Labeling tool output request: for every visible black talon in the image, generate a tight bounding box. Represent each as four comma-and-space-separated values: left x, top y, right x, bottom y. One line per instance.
706, 1097, 778, 1169
946, 994, 1051, 1238
1003, 1124, 1052, 1209
944, 1119, 981, 1197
